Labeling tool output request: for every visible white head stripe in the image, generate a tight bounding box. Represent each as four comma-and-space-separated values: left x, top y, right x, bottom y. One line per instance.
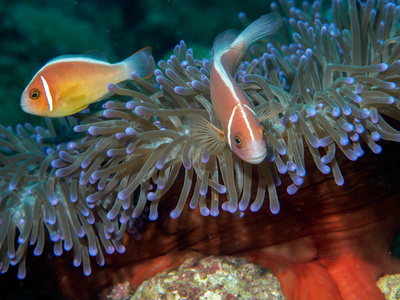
227, 105, 237, 149
40, 76, 53, 112
227, 104, 256, 148
240, 105, 255, 140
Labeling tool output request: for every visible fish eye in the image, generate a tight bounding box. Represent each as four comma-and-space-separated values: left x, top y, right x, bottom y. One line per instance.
234, 135, 243, 148
29, 89, 40, 100
259, 125, 266, 136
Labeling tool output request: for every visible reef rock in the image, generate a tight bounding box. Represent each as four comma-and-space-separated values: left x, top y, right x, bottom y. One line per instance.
377, 274, 400, 300
130, 256, 285, 300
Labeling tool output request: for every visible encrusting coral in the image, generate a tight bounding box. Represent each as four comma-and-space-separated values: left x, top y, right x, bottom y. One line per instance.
1, 0, 400, 298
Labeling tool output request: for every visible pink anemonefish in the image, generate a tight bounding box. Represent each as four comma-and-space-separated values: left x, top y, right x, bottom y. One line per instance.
189, 13, 282, 164
21, 47, 154, 117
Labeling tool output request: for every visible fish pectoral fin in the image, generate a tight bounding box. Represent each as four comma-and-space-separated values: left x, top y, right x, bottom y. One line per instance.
61, 82, 84, 98
257, 105, 289, 122
187, 113, 226, 155
60, 93, 89, 114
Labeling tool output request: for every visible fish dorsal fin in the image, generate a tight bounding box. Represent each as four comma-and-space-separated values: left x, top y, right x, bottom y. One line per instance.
46, 50, 109, 65
82, 50, 108, 62
187, 113, 226, 155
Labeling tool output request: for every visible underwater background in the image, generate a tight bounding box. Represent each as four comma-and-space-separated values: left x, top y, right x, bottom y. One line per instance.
4, 0, 400, 299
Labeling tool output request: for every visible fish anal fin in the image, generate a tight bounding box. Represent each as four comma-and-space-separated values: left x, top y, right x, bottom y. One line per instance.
187, 113, 226, 155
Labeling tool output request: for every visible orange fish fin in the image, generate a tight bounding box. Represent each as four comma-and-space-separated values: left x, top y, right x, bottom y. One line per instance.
63, 81, 113, 103
59, 84, 92, 112
62, 82, 83, 95
187, 113, 226, 155
60, 83, 92, 105
123, 47, 155, 79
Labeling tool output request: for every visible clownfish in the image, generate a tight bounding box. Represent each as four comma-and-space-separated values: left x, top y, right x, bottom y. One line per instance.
21, 47, 154, 117
189, 13, 282, 164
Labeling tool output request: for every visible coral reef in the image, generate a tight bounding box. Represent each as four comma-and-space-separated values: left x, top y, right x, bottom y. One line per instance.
1, 0, 400, 299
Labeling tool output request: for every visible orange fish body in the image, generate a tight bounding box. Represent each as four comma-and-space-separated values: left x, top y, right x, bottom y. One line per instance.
21, 47, 154, 117
210, 13, 282, 164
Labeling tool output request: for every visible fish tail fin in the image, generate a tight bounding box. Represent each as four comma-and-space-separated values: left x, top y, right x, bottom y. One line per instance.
123, 47, 155, 79
233, 12, 282, 50
212, 13, 282, 70
212, 29, 239, 60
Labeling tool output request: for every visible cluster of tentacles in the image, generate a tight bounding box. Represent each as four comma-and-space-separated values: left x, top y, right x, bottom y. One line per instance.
1, 0, 400, 288
0, 119, 127, 277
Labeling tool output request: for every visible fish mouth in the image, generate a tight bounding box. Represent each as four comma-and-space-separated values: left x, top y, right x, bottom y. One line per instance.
245, 151, 267, 164
20, 104, 33, 114
20, 104, 29, 112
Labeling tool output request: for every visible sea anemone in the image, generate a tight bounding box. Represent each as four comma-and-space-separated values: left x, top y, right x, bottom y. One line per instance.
55, 0, 400, 221
1, 0, 400, 298
0, 118, 126, 278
